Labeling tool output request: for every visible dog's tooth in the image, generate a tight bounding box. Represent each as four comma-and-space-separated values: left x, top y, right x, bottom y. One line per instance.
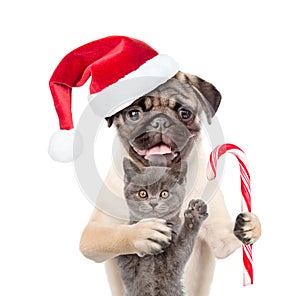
170, 152, 178, 160
133, 147, 147, 156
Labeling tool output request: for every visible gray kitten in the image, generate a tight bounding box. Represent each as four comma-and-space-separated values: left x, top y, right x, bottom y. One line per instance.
118, 158, 208, 296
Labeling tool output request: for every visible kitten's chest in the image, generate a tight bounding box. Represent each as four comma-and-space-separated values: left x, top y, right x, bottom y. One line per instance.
117, 252, 169, 279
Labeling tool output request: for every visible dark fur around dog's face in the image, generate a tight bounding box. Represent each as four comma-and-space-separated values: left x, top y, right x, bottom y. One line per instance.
106, 71, 221, 167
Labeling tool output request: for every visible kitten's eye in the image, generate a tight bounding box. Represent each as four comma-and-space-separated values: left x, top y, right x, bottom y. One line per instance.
160, 190, 169, 199
178, 108, 193, 121
126, 108, 143, 122
138, 190, 148, 199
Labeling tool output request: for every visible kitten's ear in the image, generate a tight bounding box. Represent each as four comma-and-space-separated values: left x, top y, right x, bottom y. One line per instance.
172, 161, 188, 185
123, 158, 141, 182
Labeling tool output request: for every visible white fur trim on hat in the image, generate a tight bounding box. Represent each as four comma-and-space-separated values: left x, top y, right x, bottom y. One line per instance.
48, 129, 82, 162
118, 54, 179, 82
88, 54, 179, 116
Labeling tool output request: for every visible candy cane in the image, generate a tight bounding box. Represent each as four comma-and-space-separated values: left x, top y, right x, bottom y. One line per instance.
206, 143, 253, 286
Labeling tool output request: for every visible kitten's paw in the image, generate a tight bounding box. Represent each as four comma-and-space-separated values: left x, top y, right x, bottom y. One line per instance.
184, 199, 208, 230
234, 212, 261, 244
132, 218, 172, 257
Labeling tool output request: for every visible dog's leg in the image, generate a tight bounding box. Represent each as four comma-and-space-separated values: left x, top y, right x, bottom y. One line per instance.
203, 190, 261, 259
80, 209, 173, 262
184, 239, 215, 296
202, 188, 243, 259
182, 188, 241, 296
105, 258, 125, 296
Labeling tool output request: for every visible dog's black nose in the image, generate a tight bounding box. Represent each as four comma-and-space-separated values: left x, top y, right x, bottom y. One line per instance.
150, 117, 171, 129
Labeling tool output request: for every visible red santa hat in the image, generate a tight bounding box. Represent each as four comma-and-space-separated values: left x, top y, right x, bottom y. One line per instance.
48, 36, 179, 162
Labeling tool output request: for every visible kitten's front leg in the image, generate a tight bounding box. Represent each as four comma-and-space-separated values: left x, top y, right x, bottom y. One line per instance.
172, 199, 208, 260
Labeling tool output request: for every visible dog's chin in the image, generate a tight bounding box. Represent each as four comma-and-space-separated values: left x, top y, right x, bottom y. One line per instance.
129, 144, 182, 167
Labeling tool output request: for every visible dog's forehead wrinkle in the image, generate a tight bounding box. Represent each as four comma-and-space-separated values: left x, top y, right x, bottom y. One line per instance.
140, 84, 201, 114
144, 96, 153, 110
144, 94, 200, 117
147, 79, 187, 97
156, 88, 200, 114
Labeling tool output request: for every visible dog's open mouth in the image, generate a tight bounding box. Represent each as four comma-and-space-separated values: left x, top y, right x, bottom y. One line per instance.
133, 143, 179, 160
132, 143, 180, 165
129, 132, 187, 165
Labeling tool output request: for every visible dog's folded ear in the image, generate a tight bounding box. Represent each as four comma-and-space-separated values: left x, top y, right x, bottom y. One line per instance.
174, 71, 222, 123
105, 116, 115, 128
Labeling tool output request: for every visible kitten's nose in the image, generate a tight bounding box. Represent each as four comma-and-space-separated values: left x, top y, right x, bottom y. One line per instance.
149, 200, 158, 208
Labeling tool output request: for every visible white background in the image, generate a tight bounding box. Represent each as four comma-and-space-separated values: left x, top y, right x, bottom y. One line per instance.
1, 0, 299, 295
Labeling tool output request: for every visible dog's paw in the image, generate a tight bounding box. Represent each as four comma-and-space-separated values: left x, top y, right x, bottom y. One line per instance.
132, 218, 172, 257
184, 199, 208, 230
234, 212, 261, 244
210, 235, 242, 259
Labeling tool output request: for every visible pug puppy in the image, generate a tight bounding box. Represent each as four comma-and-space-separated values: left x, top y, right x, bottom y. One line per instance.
105, 71, 221, 168
80, 71, 261, 296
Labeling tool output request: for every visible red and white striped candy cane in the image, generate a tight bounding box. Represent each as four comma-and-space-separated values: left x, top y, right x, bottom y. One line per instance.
206, 143, 253, 286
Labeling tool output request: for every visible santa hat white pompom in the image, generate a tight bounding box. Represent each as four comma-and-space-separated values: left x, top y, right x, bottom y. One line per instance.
48, 129, 81, 162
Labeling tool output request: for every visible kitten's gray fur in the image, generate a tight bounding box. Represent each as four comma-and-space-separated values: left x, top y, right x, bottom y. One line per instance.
117, 158, 208, 296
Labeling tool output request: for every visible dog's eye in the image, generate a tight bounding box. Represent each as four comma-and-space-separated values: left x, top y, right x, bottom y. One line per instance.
178, 108, 193, 121
160, 190, 169, 199
138, 190, 148, 199
127, 109, 142, 122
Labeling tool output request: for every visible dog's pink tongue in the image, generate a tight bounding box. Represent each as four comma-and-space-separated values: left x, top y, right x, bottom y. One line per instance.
146, 144, 171, 156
